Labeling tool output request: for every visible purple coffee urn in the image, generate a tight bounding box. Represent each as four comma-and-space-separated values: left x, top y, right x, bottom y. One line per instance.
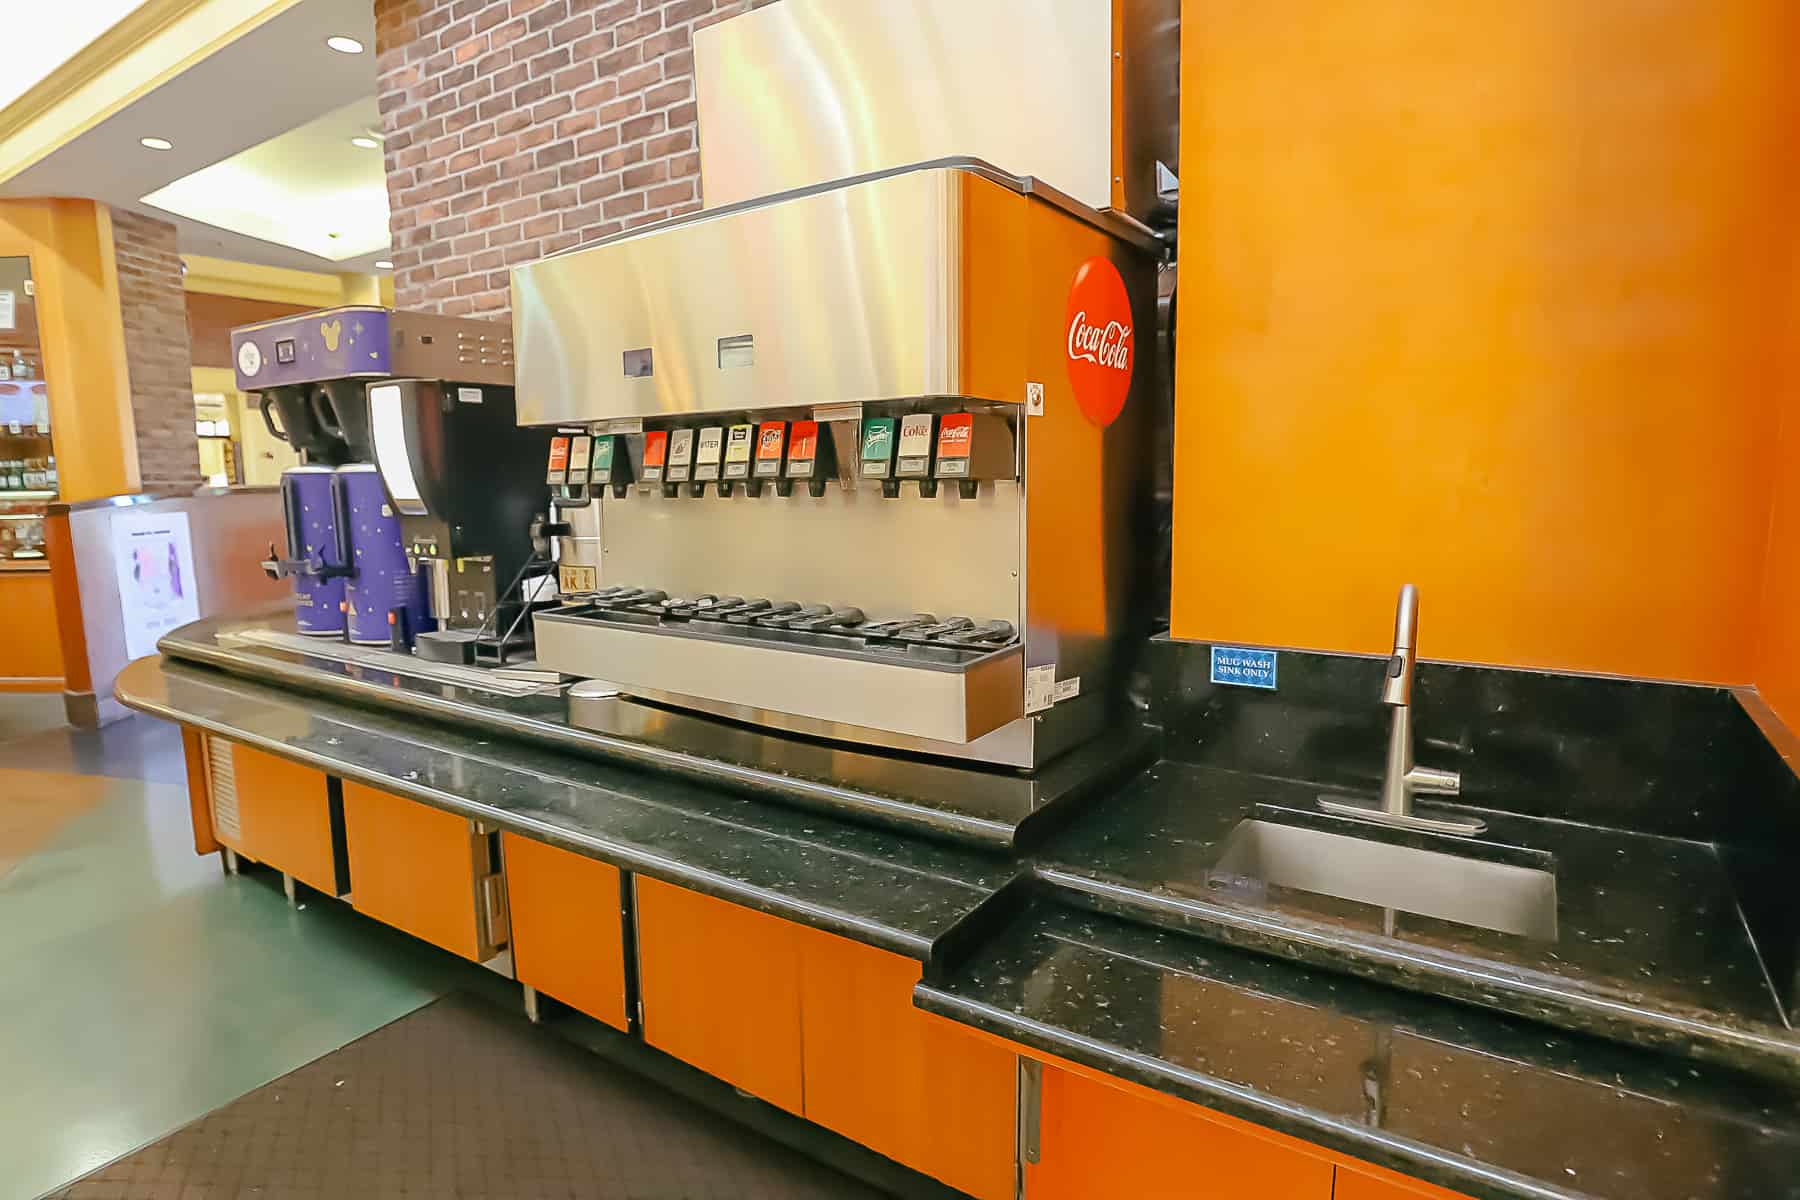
281, 466, 345, 636
334, 464, 428, 646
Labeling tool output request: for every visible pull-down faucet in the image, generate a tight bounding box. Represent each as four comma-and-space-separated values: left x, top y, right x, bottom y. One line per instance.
1319, 584, 1485, 836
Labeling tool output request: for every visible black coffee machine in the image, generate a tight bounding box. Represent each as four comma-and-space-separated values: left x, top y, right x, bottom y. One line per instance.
367, 377, 554, 664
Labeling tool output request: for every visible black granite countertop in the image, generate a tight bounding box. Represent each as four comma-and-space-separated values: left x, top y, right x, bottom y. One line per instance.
1036, 760, 1799, 1080
918, 892, 1800, 1200
116, 654, 1018, 960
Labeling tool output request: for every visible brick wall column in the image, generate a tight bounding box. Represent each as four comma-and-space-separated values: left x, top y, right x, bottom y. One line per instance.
110, 209, 201, 493
375, 0, 779, 319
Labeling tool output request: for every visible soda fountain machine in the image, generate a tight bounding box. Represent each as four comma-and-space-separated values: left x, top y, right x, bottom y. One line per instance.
510, 159, 1162, 777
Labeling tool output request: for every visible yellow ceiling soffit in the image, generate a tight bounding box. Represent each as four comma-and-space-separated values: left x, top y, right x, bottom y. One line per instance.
183, 253, 387, 310
0, 0, 306, 185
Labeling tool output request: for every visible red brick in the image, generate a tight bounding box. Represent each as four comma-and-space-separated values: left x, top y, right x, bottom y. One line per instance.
378, 0, 729, 317
602, 191, 646, 218
645, 179, 695, 207
620, 160, 668, 189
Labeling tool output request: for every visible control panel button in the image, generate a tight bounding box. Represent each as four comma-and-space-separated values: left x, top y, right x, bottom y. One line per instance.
640, 430, 668, 483
592, 435, 617, 482
723, 424, 754, 479
896, 413, 936, 478
935, 413, 973, 476
546, 435, 571, 485
860, 417, 896, 478
694, 426, 725, 481
754, 421, 787, 478
786, 421, 819, 478
567, 435, 593, 486
666, 428, 696, 483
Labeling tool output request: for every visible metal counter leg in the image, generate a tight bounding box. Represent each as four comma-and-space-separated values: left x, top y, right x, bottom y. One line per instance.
523, 985, 540, 1024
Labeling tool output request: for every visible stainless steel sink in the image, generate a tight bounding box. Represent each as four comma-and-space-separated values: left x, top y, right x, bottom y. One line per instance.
1210, 819, 1559, 940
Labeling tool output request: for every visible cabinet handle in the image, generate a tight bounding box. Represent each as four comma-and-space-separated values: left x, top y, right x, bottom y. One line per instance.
1018, 1057, 1042, 1167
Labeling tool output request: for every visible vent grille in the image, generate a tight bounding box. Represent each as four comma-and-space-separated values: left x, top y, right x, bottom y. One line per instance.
207, 736, 241, 844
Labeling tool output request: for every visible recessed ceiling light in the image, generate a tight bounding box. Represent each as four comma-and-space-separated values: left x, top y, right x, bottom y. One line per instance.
350, 136, 380, 149
140, 137, 173, 151
374, 260, 394, 270
326, 35, 364, 54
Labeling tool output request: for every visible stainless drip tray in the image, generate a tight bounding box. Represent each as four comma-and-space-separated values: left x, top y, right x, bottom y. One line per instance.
532, 600, 1025, 745
554, 600, 1011, 666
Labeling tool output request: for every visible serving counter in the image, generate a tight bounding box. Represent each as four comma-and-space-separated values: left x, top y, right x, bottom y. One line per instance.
116, 619, 1800, 1200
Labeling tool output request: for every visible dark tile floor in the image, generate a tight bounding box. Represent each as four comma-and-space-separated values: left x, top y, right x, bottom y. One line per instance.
47, 992, 890, 1200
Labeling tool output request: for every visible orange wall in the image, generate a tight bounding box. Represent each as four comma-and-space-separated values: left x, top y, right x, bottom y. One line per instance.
0, 198, 140, 501
1753, 265, 1800, 728
1171, 2, 1800, 682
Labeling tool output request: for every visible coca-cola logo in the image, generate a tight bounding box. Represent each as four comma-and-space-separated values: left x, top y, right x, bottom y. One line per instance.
1064, 257, 1134, 427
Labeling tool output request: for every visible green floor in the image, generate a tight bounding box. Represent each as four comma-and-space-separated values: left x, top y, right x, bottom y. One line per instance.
0, 699, 464, 1200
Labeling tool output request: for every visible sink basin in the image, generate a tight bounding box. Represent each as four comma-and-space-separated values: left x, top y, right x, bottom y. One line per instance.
1209, 819, 1559, 940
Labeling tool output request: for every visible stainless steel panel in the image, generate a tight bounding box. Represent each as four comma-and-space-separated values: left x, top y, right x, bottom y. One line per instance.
694, 0, 1115, 212
512, 168, 965, 424
533, 608, 1023, 744
598, 479, 1020, 626
1210, 821, 1560, 941
618, 686, 1107, 770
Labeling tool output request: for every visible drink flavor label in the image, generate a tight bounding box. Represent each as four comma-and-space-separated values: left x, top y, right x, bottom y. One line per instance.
786, 420, 819, 478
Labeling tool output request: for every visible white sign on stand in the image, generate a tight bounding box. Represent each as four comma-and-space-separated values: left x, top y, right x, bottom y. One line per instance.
112, 510, 201, 660
0, 290, 14, 330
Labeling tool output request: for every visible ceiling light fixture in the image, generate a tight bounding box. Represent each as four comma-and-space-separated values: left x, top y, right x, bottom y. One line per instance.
374, 260, 394, 270
326, 35, 364, 54
140, 136, 173, 150
350, 136, 380, 149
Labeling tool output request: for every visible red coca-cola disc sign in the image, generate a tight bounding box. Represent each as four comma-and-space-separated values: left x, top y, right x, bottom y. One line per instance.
1064, 257, 1134, 427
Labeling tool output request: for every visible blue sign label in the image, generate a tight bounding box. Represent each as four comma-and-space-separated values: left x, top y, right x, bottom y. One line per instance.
1210, 645, 1278, 690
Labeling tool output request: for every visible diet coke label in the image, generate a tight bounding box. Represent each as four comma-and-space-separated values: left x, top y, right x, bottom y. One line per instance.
1063, 257, 1134, 427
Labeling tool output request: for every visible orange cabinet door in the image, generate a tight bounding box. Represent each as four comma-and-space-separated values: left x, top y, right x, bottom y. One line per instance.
1027, 1065, 1334, 1200
1334, 1165, 1471, 1200
634, 877, 805, 1114
225, 742, 339, 896
341, 781, 488, 962
797, 926, 1017, 1200
502, 833, 628, 1031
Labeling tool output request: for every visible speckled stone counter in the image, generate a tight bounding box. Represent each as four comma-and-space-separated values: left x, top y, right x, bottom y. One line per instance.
116, 654, 1018, 960
918, 893, 1800, 1200
119, 627, 1800, 1200
1035, 760, 1800, 1079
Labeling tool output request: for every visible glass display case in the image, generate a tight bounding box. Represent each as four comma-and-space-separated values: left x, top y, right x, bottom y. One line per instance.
0, 254, 55, 566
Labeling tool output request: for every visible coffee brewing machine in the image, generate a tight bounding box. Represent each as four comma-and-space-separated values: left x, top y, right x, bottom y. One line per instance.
512, 160, 1161, 772
233, 305, 553, 664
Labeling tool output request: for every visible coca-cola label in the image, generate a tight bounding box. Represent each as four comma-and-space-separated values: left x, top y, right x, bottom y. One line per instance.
1064, 257, 1134, 427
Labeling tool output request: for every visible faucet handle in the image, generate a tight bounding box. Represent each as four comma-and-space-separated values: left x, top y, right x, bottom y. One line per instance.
1405, 764, 1461, 796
